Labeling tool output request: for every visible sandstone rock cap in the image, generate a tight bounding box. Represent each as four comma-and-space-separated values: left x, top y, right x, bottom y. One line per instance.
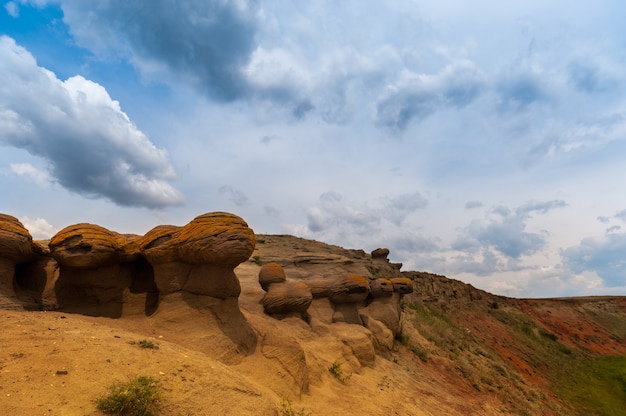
258, 262, 287, 291
329, 273, 371, 304
176, 212, 255, 265
0, 214, 41, 261
390, 277, 414, 294
371, 247, 390, 259
261, 281, 313, 315
49, 223, 139, 268
369, 278, 393, 298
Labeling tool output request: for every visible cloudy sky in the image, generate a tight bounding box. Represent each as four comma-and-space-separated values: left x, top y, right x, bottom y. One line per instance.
2, 1, 626, 297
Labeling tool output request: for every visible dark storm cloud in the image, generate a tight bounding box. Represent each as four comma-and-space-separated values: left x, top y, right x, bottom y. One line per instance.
59, 0, 260, 101
0, 36, 183, 208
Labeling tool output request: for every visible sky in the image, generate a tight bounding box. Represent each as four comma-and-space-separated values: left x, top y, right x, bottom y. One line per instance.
1, 0, 626, 298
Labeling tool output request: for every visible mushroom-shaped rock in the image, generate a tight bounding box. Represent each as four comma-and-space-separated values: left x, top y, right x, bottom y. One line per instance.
371, 247, 390, 260
258, 262, 286, 291
328, 273, 370, 304
369, 278, 393, 298
139, 225, 188, 293
177, 212, 255, 265
49, 223, 139, 268
390, 277, 413, 294
140, 212, 255, 298
261, 281, 312, 315
0, 214, 43, 298
49, 223, 147, 317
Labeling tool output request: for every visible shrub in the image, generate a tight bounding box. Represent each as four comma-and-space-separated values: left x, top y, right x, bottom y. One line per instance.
138, 340, 159, 349
95, 375, 161, 416
328, 360, 351, 384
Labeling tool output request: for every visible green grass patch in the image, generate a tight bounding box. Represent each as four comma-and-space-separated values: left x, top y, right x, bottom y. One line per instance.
551, 355, 626, 416
137, 340, 159, 349
328, 360, 351, 384
95, 375, 161, 416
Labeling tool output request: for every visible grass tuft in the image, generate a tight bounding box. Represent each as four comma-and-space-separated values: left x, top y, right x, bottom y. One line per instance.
95, 375, 161, 416
328, 360, 351, 384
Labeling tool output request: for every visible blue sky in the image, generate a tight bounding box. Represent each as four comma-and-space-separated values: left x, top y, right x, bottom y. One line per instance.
2, 0, 626, 297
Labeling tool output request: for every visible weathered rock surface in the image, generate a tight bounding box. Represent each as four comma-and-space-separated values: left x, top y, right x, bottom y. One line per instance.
0, 214, 44, 300
49, 223, 152, 317
258, 262, 287, 291
49, 223, 139, 268
369, 278, 393, 298
141, 212, 255, 298
261, 281, 313, 315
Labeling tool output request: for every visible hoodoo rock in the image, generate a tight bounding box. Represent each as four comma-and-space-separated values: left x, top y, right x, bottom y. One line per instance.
369, 278, 394, 298
141, 212, 255, 298
371, 247, 390, 260
390, 277, 414, 294
0, 214, 43, 299
258, 262, 287, 291
49, 223, 150, 317
261, 281, 313, 315
49, 223, 140, 268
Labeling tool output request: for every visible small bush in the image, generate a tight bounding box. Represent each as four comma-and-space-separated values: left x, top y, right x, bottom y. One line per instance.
96, 375, 161, 416
328, 360, 351, 384
138, 340, 159, 349
252, 255, 264, 266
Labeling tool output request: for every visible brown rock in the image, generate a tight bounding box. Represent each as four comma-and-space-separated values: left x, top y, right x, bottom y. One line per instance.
370, 278, 393, 298
371, 247, 390, 260
261, 281, 312, 315
49, 223, 139, 268
140, 212, 255, 298
390, 277, 413, 294
177, 212, 255, 266
328, 273, 370, 304
0, 214, 44, 299
258, 262, 286, 291
49, 223, 154, 317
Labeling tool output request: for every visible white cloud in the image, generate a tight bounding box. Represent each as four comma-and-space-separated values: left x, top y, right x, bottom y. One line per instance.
0, 36, 183, 208
20, 216, 56, 240
4, 1, 19, 17
10, 162, 51, 185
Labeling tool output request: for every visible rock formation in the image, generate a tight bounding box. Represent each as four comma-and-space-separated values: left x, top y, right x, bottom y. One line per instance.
258, 262, 287, 291
141, 212, 255, 298
49, 223, 153, 317
0, 214, 43, 302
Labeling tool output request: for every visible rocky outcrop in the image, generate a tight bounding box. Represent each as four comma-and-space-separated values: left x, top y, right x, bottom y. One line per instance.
49, 223, 152, 317
369, 278, 393, 298
261, 280, 313, 315
371, 247, 390, 260
258, 262, 287, 291
259, 262, 312, 317
141, 212, 255, 298
0, 214, 44, 302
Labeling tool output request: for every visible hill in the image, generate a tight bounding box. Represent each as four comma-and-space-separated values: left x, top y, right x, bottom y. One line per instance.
1, 231, 625, 415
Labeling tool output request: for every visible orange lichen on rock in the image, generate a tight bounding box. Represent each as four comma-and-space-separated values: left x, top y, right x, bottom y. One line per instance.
370, 278, 393, 298
49, 223, 138, 268
390, 277, 413, 294
0, 214, 41, 261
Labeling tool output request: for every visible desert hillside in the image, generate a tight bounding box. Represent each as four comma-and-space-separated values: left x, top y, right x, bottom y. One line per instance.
1, 216, 626, 415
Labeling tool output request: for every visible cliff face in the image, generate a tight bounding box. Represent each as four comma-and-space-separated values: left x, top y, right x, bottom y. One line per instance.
1, 217, 625, 415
